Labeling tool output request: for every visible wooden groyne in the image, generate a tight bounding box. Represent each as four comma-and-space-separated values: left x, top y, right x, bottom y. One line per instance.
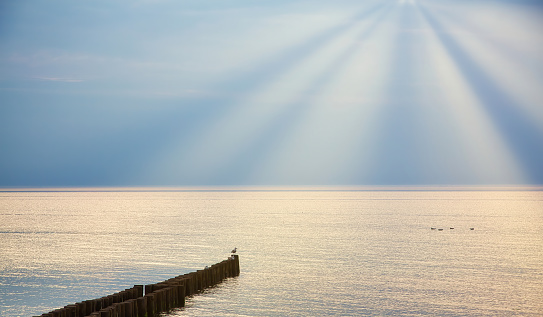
35, 255, 240, 317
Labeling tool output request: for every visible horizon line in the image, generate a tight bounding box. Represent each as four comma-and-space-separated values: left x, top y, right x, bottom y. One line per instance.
1, 185, 542, 193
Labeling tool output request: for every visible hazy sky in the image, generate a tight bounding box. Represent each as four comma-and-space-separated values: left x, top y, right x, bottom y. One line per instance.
1, 0, 542, 187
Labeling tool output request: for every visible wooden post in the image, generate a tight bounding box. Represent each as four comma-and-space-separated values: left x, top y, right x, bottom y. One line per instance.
190, 274, 195, 295
197, 270, 205, 291
84, 300, 93, 316
172, 286, 178, 308
233, 254, 240, 276
213, 264, 219, 284
124, 300, 133, 317
154, 289, 162, 312
136, 297, 146, 317
166, 287, 172, 310
64, 305, 76, 317
128, 286, 137, 299
119, 289, 127, 301
98, 309, 110, 317
161, 288, 168, 311
108, 303, 118, 317
74, 302, 85, 317
226, 257, 233, 277
168, 286, 175, 308
184, 274, 194, 296
93, 298, 101, 311
134, 285, 143, 298
164, 288, 171, 310
144, 284, 153, 295
179, 283, 186, 307
145, 293, 156, 317
106, 296, 112, 308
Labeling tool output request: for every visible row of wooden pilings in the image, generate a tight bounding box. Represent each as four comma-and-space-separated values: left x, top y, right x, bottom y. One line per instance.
36, 255, 240, 317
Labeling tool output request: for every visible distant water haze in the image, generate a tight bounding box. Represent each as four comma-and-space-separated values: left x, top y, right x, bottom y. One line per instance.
0, 188, 542, 316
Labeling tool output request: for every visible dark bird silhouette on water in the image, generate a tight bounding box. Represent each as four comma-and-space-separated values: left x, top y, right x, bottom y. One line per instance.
231, 247, 237, 254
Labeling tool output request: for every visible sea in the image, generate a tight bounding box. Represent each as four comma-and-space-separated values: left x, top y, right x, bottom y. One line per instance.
0, 187, 542, 316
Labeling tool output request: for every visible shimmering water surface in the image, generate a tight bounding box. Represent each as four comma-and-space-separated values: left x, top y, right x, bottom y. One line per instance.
1, 188, 542, 316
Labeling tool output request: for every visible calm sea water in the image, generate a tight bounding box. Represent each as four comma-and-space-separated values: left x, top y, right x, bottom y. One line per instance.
0, 188, 542, 316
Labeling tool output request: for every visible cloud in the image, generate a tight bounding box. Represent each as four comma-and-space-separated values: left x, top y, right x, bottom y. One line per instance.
1, 0, 542, 186
33, 76, 84, 83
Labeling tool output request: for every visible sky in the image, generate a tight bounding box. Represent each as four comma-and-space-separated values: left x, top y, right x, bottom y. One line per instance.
1, 0, 542, 187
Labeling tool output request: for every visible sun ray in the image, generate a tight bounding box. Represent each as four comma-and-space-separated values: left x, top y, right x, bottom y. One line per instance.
252, 3, 401, 185
422, 2, 543, 133
414, 2, 531, 184
147, 2, 392, 184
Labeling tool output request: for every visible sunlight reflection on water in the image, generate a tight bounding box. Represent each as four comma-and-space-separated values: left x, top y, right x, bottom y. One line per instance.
0, 189, 542, 316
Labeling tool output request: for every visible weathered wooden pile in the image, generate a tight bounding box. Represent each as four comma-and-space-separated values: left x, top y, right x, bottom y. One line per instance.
36, 255, 240, 317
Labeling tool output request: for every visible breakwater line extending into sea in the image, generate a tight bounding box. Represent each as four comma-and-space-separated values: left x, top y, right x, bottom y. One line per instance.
35, 255, 240, 317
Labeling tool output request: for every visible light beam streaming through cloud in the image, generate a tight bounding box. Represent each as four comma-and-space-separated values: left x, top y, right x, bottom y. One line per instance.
1, 0, 542, 186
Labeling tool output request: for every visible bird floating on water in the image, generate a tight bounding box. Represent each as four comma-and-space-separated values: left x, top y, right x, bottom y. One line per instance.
231, 247, 237, 254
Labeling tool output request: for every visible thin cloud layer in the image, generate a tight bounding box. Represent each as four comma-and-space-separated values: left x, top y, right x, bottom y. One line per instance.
1, 0, 542, 187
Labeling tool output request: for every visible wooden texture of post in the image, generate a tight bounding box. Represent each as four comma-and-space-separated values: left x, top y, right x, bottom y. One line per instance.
145, 293, 155, 317
40, 256, 240, 317
233, 254, 240, 276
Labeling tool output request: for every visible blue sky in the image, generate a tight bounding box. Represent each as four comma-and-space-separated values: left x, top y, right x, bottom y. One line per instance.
1, 0, 542, 187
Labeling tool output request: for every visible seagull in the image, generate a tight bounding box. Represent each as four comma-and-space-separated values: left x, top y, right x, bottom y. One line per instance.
231, 247, 237, 254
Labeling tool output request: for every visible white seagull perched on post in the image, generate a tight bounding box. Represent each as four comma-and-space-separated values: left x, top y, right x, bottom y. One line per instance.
231, 247, 237, 254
